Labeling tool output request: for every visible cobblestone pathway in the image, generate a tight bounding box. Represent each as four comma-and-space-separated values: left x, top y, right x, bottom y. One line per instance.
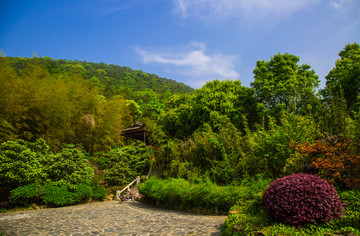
0, 201, 227, 235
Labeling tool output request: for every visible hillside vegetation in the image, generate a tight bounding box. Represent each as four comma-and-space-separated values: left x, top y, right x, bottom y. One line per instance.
0, 56, 193, 152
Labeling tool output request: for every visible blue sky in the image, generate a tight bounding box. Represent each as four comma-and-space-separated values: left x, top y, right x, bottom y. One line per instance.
1, 0, 359, 88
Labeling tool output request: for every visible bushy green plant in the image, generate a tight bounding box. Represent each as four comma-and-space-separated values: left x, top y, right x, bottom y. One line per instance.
45, 144, 94, 188
155, 123, 239, 185
336, 190, 360, 231
0, 139, 50, 189
222, 176, 272, 235
241, 111, 320, 179
73, 183, 93, 202
139, 176, 249, 214
0, 139, 97, 203
9, 183, 42, 206
90, 178, 107, 201
41, 184, 76, 207
93, 141, 151, 186
9, 182, 106, 207
41, 183, 102, 207
222, 195, 269, 236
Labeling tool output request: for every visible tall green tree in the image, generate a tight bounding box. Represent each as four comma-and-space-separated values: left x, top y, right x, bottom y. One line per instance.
192, 80, 259, 131
158, 80, 259, 139
251, 53, 320, 115
324, 43, 360, 113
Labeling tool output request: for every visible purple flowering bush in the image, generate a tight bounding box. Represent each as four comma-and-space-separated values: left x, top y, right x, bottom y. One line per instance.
262, 173, 344, 227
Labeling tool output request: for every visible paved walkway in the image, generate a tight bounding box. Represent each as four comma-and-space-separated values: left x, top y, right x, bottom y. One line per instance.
0, 201, 227, 235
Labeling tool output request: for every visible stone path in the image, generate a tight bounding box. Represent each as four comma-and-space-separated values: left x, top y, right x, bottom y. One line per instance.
0, 201, 227, 235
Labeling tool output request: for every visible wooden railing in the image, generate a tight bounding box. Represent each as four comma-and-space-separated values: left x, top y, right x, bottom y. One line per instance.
115, 176, 140, 201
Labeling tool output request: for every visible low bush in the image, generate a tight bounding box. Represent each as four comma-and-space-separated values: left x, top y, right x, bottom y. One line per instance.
74, 183, 93, 202
9, 182, 106, 207
139, 176, 262, 214
41, 184, 77, 207
90, 179, 107, 201
9, 183, 42, 206
0, 139, 50, 191
45, 144, 94, 188
335, 190, 360, 231
263, 173, 344, 227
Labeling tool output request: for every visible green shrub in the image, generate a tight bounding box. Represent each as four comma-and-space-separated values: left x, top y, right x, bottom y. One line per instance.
9, 183, 42, 206
139, 176, 248, 214
0, 139, 50, 190
74, 183, 93, 202
93, 142, 151, 186
9, 182, 107, 207
90, 179, 107, 201
45, 144, 94, 188
0, 139, 96, 202
41, 184, 76, 207
238, 111, 321, 179
221, 177, 271, 236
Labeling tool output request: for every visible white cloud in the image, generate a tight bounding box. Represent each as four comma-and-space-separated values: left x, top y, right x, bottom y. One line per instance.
136, 43, 239, 88
175, 0, 187, 19
330, 2, 342, 9
174, 0, 320, 22
330, 0, 355, 10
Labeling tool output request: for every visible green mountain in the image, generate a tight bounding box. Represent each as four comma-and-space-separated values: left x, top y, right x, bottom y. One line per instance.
8, 56, 194, 99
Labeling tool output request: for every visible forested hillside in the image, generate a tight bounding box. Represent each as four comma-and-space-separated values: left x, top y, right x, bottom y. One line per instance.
0, 56, 193, 152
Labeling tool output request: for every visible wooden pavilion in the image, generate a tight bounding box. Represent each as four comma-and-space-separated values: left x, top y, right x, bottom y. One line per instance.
120, 121, 148, 145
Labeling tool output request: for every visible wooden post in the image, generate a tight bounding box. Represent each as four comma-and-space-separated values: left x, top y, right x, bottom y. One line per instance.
136, 176, 140, 185
115, 190, 120, 201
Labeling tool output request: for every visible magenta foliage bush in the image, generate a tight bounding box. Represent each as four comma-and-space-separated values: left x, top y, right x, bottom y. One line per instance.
262, 173, 344, 227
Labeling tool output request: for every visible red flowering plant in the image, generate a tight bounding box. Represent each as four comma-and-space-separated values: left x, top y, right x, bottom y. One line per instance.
263, 173, 344, 228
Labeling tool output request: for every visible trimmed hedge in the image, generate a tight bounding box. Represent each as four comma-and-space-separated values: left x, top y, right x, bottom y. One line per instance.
138, 176, 270, 214
263, 173, 344, 227
9, 182, 106, 207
